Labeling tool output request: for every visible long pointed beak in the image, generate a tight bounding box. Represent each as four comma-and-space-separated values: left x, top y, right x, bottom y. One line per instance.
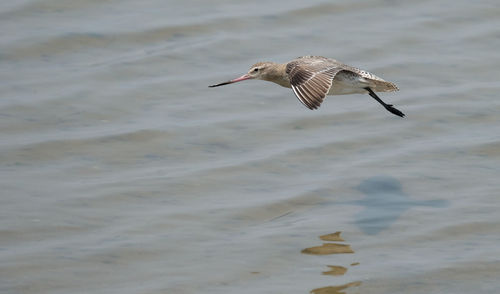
209, 74, 253, 87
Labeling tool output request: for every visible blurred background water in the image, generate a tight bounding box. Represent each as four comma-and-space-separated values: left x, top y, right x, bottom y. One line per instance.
1, 0, 500, 293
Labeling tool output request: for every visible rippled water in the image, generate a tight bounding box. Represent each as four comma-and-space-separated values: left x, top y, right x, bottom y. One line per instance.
1, 1, 500, 293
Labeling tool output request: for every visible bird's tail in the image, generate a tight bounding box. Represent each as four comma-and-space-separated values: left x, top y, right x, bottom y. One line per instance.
370, 80, 399, 92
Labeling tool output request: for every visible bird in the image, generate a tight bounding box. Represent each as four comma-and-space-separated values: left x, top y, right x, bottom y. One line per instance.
209, 56, 404, 117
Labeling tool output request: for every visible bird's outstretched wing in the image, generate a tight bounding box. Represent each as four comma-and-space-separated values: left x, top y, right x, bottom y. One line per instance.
286, 58, 344, 110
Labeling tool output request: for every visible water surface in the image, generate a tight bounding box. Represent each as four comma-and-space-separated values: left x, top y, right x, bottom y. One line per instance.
1, 1, 500, 293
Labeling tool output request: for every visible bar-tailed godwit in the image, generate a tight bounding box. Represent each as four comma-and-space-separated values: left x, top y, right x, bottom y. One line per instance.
209, 56, 404, 117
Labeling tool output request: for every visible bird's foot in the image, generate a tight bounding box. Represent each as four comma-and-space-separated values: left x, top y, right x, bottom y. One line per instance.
385, 105, 405, 117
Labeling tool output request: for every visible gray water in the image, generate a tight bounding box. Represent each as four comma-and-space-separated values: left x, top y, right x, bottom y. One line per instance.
1, 1, 500, 293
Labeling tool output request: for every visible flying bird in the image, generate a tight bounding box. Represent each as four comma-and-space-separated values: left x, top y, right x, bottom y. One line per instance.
209, 56, 404, 117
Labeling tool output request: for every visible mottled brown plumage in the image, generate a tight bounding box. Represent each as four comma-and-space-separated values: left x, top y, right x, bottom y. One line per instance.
209, 56, 404, 117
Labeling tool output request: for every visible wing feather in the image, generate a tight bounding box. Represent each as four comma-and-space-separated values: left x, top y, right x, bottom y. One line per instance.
286, 59, 344, 110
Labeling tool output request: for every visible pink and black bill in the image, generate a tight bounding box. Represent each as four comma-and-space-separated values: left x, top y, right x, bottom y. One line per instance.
209, 74, 252, 87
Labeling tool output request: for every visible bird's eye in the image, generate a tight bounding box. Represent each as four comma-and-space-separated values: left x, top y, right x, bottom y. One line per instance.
253, 68, 259, 72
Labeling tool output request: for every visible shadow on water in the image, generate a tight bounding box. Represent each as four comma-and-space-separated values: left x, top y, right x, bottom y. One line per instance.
310, 281, 362, 294
350, 176, 448, 235
300, 177, 447, 292
302, 232, 362, 294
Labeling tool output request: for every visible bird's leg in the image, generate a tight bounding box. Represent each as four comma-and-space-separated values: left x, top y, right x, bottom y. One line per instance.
364, 87, 405, 117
